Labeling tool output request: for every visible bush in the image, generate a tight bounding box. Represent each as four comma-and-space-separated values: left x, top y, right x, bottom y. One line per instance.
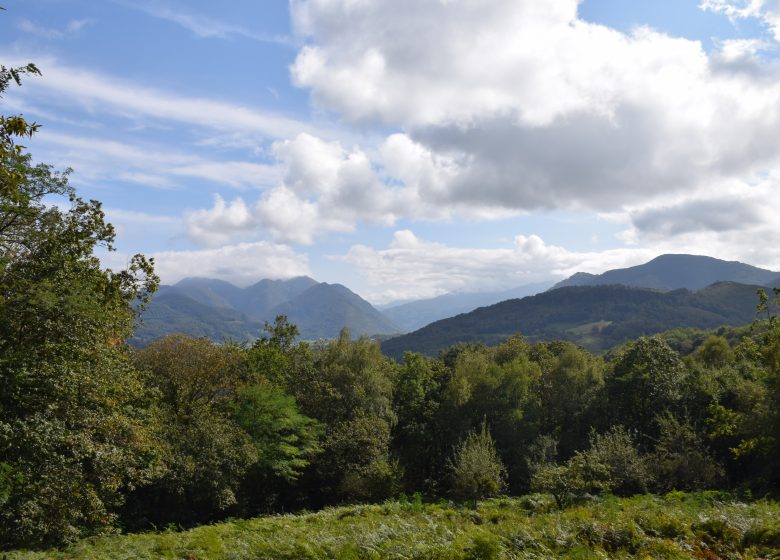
450, 423, 507, 506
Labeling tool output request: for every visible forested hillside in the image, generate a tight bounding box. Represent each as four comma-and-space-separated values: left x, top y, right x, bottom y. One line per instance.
382, 281, 552, 331
381, 282, 768, 358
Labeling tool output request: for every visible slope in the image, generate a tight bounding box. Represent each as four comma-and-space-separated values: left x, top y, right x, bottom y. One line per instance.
271, 283, 402, 339
381, 282, 762, 358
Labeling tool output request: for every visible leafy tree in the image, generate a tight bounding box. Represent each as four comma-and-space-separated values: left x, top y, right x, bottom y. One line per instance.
290, 329, 400, 503
1, 60, 40, 195
606, 337, 686, 442
531, 426, 651, 507
696, 335, 733, 368
0, 141, 158, 546
391, 352, 445, 491
230, 383, 322, 512
450, 422, 507, 506
127, 335, 255, 526
651, 413, 723, 491
537, 344, 605, 457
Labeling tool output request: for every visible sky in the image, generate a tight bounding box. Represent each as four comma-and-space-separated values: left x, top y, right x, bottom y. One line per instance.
2, 0, 780, 304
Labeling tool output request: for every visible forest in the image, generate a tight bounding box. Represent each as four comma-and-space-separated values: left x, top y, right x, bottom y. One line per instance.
2, 58, 780, 556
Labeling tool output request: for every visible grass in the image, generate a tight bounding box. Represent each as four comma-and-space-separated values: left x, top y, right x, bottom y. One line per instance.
4, 492, 780, 559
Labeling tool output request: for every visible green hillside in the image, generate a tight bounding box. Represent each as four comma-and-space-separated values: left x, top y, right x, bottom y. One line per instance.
132, 292, 264, 346
7, 493, 779, 559
382, 282, 763, 358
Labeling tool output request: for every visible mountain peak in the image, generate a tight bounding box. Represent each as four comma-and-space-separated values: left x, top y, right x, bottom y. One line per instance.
552, 254, 778, 292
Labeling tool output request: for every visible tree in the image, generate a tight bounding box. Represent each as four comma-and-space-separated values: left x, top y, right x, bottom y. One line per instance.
230, 383, 322, 512
1, 60, 40, 195
0, 142, 159, 546
127, 335, 256, 526
531, 426, 651, 507
299, 330, 400, 503
606, 337, 686, 443
450, 421, 507, 506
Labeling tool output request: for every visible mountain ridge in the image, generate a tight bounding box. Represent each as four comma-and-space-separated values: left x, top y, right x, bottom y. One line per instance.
553, 254, 779, 291
381, 281, 769, 359
133, 276, 401, 345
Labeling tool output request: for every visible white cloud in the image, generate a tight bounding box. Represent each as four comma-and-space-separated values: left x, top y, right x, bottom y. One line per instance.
33, 130, 280, 190
701, 0, 780, 40
115, 1, 293, 45
183, 132, 520, 246
17, 18, 93, 39
4, 55, 319, 141
184, 195, 256, 247
342, 230, 656, 304
288, 0, 780, 219
102, 241, 311, 287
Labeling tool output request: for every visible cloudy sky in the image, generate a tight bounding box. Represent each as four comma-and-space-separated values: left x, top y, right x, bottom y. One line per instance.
2, 0, 780, 304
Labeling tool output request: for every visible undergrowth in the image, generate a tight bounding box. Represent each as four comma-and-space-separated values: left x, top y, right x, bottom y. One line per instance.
5, 492, 779, 559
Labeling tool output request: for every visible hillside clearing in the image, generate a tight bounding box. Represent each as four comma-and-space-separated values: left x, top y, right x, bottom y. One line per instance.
6, 493, 780, 560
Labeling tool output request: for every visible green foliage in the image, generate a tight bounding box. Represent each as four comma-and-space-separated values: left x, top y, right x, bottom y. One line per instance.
606, 336, 686, 442
6, 493, 780, 560
651, 413, 723, 491
127, 336, 256, 526
1, 61, 41, 195
531, 427, 651, 507
450, 422, 507, 505
0, 109, 158, 547
231, 383, 322, 482
696, 334, 733, 367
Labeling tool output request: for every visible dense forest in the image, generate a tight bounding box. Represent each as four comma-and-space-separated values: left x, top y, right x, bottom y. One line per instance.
2, 58, 780, 553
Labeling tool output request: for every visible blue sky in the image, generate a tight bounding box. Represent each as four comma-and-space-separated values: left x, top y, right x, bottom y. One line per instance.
3, 0, 780, 303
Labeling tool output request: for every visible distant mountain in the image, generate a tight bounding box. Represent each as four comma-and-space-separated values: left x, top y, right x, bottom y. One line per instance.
132, 292, 264, 347
272, 283, 401, 339
553, 254, 779, 291
133, 277, 401, 345
381, 282, 766, 359
382, 282, 553, 331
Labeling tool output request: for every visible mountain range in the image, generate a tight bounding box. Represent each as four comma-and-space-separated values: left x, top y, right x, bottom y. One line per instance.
381, 254, 780, 358
133, 254, 780, 351
132, 276, 402, 345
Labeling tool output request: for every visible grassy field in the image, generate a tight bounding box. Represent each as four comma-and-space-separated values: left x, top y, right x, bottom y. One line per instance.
5, 492, 780, 560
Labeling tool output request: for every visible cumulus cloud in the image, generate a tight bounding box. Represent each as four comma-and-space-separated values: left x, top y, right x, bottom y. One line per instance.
183, 131, 521, 246
701, 0, 780, 41
342, 230, 657, 304
288, 0, 780, 219
102, 241, 311, 287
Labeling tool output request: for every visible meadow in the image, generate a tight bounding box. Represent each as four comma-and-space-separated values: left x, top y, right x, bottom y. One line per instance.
6, 492, 780, 560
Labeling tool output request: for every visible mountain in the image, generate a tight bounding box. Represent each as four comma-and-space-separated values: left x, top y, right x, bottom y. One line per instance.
271, 283, 401, 339
239, 276, 320, 319
133, 277, 401, 345
381, 282, 765, 359
132, 292, 264, 347
552, 254, 779, 291
382, 282, 553, 331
